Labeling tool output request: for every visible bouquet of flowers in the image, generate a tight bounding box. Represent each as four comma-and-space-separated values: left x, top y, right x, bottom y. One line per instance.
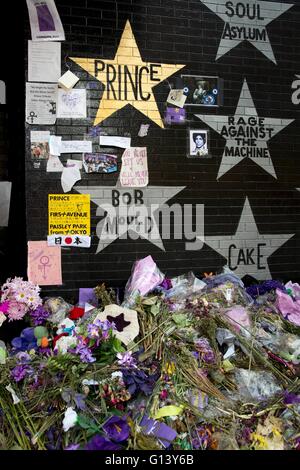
0, 277, 42, 323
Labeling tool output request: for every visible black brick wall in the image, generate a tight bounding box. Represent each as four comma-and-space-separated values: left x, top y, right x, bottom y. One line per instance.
24, 0, 300, 299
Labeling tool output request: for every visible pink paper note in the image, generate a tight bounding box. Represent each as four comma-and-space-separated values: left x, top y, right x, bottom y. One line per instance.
27, 241, 62, 286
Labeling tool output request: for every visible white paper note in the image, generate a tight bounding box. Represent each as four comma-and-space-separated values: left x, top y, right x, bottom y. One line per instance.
47, 155, 64, 172
60, 141, 92, 153
49, 135, 62, 155
61, 166, 81, 192
26, 0, 65, 41
99, 135, 131, 149
120, 147, 148, 187
26, 83, 57, 125
66, 159, 83, 170
0, 182, 12, 227
30, 131, 50, 142
138, 124, 150, 137
57, 89, 87, 118
28, 41, 61, 82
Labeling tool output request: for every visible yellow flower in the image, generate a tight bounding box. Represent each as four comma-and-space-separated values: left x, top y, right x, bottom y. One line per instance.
163, 362, 176, 375
251, 433, 269, 450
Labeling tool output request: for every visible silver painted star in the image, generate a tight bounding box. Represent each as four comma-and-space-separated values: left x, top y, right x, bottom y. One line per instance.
198, 197, 294, 279
195, 79, 294, 179
199, 0, 293, 63
75, 182, 185, 253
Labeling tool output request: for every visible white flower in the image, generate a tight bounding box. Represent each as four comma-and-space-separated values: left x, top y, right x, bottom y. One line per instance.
54, 336, 77, 354
62, 407, 77, 432
0, 312, 7, 327
111, 371, 123, 379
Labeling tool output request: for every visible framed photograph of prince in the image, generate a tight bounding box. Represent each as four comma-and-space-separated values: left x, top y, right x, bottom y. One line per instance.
188, 130, 209, 158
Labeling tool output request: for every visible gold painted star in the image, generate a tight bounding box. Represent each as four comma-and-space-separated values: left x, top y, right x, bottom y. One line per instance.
70, 21, 185, 128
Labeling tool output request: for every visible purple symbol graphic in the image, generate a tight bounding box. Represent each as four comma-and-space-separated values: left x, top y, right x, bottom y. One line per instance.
38, 255, 51, 280
36, 4, 55, 32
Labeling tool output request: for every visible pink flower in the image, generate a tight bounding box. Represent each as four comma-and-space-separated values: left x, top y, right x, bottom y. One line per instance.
7, 301, 27, 321
0, 301, 10, 313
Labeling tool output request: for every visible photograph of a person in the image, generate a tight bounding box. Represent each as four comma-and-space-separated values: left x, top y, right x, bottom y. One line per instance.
30, 141, 50, 159
181, 75, 221, 106
189, 130, 209, 157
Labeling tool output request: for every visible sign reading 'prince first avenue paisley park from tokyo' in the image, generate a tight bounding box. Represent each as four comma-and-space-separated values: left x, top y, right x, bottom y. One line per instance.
199, 0, 293, 64
198, 198, 294, 280
70, 21, 185, 128
196, 79, 294, 179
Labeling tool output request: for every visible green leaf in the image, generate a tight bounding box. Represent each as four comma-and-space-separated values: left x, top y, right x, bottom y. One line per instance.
112, 337, 125, 353
171, 313, 191, 328
142, 297, 158, 306
77, 414, 96, 430
150, 304, 160, 316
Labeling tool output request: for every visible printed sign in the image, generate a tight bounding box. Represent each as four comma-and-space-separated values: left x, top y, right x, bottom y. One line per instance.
47, 235, 91, 248
199, 0, 293, 64
48, 194, 90, 235
26, 0, 65, 41
26, 83, 57, 125
120, 147, 148, 187
70, 21, 185, 128
199, 198, 294, 279
196, 79, 294, 179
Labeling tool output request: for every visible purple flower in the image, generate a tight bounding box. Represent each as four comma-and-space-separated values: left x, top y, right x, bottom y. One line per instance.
159, 278, 172, 290
85, 434, 122, 451
283, 391, 300, 405
117, 351, 137, 368
64, 444, 80, 451
194, 338, 216, 364
103, 416, 130, 442
30, 305, 50, 326
11, 364, 32, 382
122, 368, 159, 396
70, 337, 96, 363
11, 327, 38, 352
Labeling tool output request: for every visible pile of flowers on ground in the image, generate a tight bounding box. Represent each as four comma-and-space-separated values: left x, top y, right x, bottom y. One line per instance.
0, 257, 299, 450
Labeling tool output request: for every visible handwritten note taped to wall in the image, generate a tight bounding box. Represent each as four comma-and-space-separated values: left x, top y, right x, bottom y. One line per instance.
120, 147, 148, 187
57, 89, 87, 119
27, 241, 62, 286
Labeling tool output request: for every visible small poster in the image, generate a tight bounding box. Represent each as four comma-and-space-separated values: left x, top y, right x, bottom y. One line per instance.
48, 194, 90, 235
26, 0, 65, 41
83, 153, 118, 174
181, 75, 223, 107
26, 83, 57, 125
27, 241, 62, 286
120, 147, 148, 187
188, 129, 209, 158
57, 89, 87, 119
28, 41, 61, 82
